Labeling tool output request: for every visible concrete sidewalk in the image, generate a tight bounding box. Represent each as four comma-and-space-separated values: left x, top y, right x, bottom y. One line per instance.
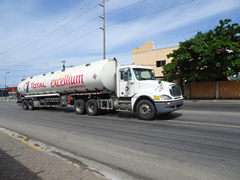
0, 131, 107, 180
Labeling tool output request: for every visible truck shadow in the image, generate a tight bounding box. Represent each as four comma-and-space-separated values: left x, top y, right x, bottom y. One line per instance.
98, 111, 183, 121
155, 113, 182, 121
41, 107, 74, 113
39, 107, 182, 121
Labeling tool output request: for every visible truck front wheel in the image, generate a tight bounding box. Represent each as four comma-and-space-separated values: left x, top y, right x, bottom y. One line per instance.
136, 100, 156, 120
86, 99, 99, 116
74, 99, 86, 115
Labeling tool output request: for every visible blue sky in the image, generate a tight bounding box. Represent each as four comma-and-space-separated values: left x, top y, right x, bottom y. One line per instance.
0, 0, 240, 88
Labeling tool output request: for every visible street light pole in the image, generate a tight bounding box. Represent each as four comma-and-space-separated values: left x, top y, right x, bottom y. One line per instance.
5, 71, 10, 89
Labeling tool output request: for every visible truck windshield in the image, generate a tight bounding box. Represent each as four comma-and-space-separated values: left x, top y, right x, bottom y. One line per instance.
133, 68, 155, 80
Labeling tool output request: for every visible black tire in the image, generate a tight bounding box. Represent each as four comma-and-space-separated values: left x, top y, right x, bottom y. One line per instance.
28, 100, 34, 110
74, 99, 86, 115
136, 100, 156, 120
22, 100, 28, 110
86, 99, 99, 116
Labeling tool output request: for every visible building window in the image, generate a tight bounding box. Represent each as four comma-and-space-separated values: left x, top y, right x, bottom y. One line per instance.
156, 60, 166, 67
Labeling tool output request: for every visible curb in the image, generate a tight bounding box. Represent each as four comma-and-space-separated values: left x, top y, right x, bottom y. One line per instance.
0, 130, 44, 152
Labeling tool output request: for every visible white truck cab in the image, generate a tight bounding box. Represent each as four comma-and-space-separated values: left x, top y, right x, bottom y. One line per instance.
116, 64, 183, 119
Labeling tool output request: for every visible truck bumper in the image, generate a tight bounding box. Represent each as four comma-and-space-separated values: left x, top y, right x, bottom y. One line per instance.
155, 100, 183, 115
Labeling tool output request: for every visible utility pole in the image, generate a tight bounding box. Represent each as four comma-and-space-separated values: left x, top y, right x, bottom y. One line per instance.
99, 0, 106, 59
61, 60, 66, 71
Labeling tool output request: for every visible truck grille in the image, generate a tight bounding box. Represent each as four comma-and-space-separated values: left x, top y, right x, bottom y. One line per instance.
170, 85, 182, 96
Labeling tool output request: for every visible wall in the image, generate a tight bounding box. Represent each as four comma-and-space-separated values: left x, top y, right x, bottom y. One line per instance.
219, 81, 240, 98
185, 81, 240, 99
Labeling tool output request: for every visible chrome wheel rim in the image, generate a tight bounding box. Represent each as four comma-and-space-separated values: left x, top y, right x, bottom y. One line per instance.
140, 104, 151, 116
88, 103, 94, 113
76, 103, 82, 112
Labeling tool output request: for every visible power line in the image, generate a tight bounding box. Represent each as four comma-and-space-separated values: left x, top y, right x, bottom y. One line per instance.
2, 0, 194, 71
0, 0, 98, 57
1, 0, 145, 65
0, 0, 97, 56
4, 17, 99, 65
107, 0, 194, 27
106, 0, 146, 14
0, 3, 100, 61
106, 0, 146, 15
6, 28, 99, 70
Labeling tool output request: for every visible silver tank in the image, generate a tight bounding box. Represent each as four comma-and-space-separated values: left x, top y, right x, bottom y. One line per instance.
18, 59, 118, 96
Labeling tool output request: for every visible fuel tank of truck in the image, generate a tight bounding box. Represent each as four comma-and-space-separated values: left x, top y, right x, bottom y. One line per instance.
18, 59, 118, 96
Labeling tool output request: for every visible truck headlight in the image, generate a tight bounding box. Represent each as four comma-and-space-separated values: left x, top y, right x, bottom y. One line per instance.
160, 95, 172, 100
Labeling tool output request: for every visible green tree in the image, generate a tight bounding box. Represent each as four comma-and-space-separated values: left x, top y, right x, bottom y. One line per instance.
162, 19, 240, 83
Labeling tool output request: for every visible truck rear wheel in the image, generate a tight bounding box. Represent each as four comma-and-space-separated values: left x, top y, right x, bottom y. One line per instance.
22, 100, 28, 110
28, 100, 34, 110
74, 99, 86, 115
86, 99, 99, 116
136, 100, 156, 120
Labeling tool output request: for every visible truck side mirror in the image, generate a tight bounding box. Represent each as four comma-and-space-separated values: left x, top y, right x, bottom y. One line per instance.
124, 69, 128, 81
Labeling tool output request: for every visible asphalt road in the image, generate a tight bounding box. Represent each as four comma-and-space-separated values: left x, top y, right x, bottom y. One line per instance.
0, 100, 240, 180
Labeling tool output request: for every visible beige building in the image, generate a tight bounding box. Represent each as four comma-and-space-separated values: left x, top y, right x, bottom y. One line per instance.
132, 41, 178, 78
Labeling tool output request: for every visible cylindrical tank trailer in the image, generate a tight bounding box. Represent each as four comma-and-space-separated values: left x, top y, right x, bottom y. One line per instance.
18, 59, 118, 96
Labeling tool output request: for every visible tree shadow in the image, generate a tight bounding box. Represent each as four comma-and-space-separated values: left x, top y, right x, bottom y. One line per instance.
0, 148, 43, 179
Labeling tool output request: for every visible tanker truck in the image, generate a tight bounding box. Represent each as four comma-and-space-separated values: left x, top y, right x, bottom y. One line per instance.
17, 58, 183, 120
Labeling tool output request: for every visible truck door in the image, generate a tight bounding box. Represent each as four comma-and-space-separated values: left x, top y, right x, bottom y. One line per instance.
119, 69, 135, 97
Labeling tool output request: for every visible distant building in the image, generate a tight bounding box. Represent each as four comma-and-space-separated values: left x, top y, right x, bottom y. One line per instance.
132, 41, 178, 78
8, 87, 17, 98
0, 87, 17, 98
0, 89, 9, 97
